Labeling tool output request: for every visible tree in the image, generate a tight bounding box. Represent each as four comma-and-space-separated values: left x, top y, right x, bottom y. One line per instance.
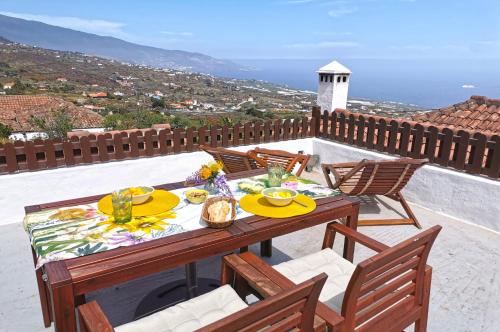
7, 79, 29, 95
103, 110, 166, 130
0, 123, 12, 139
30, 109, 74, 139
151, 97, 165, 108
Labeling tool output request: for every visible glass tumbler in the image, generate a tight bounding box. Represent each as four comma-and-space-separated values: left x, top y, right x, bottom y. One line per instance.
267, 163, 285, 187
112, 190, 133, 224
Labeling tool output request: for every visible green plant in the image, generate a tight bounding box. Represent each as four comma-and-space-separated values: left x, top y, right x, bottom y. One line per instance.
6, 79, 30, 94
151, 97, 166, 108
30, 109, 74, 139
103, 110, 167, 130
0, 123, 13, 139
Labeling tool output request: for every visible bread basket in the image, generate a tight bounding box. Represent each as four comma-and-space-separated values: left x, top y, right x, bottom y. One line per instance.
201, 196, 237, 228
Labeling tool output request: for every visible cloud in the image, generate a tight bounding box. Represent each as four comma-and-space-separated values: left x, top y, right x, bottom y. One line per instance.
328, 6, 359, 17
475, 40, 500, 47
160, 31, 194, 37
389, 44, 432, 51
285, 0, 316, 3
314, 31, 353, 36
0, 11, 125, 36
284, 41, 360, 48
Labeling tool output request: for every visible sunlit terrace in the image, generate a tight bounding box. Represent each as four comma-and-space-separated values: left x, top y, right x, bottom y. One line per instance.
1, 111, 499, 331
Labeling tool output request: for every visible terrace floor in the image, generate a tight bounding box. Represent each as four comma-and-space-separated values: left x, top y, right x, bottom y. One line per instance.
1, 170, 499, 332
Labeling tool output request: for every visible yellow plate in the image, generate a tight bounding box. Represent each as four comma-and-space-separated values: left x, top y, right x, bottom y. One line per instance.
98, 190, 180, 217
239, 194, 316, 218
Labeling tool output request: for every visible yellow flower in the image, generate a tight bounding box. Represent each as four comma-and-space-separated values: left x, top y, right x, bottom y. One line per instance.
200, 166, 212, 180
129, 216, 169, 234
209, 161, 223, 173
97, 217, 137, 233
86, 232, 105, 242
96, 211, 176, 234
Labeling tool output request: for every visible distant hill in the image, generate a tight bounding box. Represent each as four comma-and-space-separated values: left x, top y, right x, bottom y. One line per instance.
0, 14, 245, 75
0, 36, 11, 43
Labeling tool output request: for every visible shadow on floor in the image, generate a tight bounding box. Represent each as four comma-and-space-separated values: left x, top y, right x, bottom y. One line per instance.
87, 245, 295, 327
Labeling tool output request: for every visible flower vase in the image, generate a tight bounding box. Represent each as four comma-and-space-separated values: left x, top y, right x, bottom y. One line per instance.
204, 181, 219, 195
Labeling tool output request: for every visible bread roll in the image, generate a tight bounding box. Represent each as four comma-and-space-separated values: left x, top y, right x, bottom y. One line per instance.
208, 201, 230, 222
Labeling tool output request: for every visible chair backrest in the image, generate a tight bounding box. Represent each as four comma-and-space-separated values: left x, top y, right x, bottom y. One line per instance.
198, 273, 327, 332
200, 145, 267, 173
324, 158, 427, 196
252, 147, 311, 176
341, 225, 441, 331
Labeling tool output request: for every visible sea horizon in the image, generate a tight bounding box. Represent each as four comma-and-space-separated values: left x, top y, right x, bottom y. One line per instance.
228, 58, 500, 109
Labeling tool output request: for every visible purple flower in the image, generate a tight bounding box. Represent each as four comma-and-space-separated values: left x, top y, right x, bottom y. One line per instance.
214, 174, 233, 197
107, 233, 144, 246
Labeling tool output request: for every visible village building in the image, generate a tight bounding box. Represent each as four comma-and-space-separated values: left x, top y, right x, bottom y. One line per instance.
0, 95, 104, 140
3, 82, 15, 90
87, 92, 108, 98
412, 95, 500, 135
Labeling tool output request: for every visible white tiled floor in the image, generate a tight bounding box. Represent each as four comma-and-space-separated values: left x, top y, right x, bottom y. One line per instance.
1, 171, 499, 332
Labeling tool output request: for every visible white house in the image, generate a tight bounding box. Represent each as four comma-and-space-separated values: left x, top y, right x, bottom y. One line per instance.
316, 60, 351, 112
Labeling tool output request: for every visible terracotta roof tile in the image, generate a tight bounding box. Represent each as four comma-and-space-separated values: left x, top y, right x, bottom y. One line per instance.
412, 96, 500, 135
0, 95, 103, 132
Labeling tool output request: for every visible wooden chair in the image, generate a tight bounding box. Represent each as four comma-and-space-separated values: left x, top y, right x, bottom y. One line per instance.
252, 147, 311, 176
224, 223, 442, 332
78, 271, 328, 332
199, 145, 267, 173
322, 158, 428, 228
250, 147, 312, 258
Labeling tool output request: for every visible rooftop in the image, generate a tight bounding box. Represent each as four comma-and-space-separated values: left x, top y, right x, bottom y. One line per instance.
2, 167, 499, 332
317, 60, 351, 74
0, 112, 499, 331
413, 95, 500, 135
0, 95, 103, 132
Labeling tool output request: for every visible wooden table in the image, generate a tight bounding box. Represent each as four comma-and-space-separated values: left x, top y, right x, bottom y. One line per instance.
25, 169, 359, 332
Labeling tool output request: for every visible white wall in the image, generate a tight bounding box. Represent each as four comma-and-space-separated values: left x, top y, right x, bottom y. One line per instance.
2, 136, 498, 232
9, 128, 105, 141
0, 139, 312, 226
313, 138, 500, 232
317, 74, 349, 112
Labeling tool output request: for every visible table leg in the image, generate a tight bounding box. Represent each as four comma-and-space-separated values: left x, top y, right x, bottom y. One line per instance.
260, 239, 272, 257
185, 262, 198, 298
344, 204, 359, 262
32, 248, 52, 328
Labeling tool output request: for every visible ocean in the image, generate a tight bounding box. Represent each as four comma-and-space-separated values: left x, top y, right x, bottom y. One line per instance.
230, 59, 500, 109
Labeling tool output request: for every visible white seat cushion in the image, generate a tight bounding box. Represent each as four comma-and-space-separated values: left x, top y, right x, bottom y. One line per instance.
115, 285, 248, 332
273, 248, 355, 312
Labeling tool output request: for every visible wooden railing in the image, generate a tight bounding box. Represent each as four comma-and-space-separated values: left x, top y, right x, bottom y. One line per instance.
311, 107, 500, 179
0, 118, 315, 174
1, 108, 499, 179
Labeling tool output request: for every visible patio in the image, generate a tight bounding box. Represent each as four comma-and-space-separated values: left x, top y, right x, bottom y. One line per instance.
1, 168, 499, 332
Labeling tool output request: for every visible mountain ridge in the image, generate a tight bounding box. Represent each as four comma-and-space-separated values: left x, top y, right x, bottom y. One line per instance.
0, 14, 245, 75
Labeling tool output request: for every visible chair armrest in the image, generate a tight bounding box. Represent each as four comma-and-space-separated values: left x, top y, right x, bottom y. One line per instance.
78, 301, 114, 332
324, 161, 360, 169
322, 161, 367, 190
223, 252, 345, 331
323, 222, 389, 253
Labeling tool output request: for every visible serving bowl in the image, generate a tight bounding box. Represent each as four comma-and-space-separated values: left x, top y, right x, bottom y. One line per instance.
261, 187, 298, 207
122, 186, 155, 205
185, 189, 209, 204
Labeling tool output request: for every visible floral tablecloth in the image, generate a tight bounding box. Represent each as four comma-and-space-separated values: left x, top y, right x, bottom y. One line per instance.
24, 175, 340, 268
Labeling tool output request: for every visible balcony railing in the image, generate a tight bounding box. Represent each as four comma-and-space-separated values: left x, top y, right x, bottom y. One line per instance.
1, 107, 499, 179
0, 118, 314, 174
311, 107, 500, 179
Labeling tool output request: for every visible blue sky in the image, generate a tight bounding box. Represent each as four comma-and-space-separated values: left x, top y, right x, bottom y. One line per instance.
1, 0, 499, 60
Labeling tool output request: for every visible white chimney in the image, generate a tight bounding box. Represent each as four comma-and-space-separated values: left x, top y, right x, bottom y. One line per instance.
316, 60, 351, 112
